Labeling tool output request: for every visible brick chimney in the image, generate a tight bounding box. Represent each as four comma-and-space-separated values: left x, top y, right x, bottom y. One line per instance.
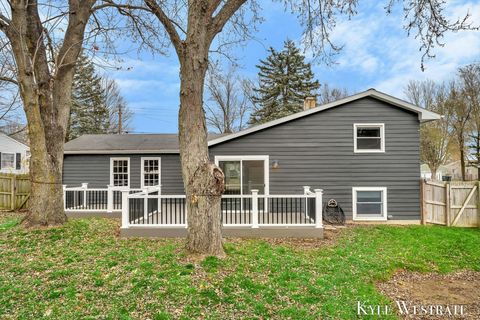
303, 97, 316, 110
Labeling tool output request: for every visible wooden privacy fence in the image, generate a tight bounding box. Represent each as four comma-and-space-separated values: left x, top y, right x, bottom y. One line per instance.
421, 180, 480, 227
0, 174, 30, 210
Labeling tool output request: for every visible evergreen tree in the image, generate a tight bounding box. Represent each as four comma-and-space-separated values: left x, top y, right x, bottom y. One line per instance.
67, 53, 110, 141
249, 40, 320, 124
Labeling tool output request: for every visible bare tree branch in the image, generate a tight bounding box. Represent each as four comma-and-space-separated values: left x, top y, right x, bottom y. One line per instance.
0, 75, 17, 85
208, 0, 247, 40
144, 0, 184, 57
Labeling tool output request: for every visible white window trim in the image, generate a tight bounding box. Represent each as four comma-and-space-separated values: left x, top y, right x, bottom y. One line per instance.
352, 187, 388, 221
353, 123, 385, 153
214, 155, 269, 195
110, 157, 130, 188
141, 157, 161, 188
1, 152, 16, 170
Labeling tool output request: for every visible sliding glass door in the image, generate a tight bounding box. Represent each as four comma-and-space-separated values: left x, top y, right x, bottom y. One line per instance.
217, 158, 266, 195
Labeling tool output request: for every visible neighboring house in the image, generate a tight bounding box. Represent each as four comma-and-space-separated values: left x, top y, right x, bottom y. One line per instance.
0, 132, 30, 174
420, 164, 447, 181
442, 160, 479, 181
63, 89, 441, 231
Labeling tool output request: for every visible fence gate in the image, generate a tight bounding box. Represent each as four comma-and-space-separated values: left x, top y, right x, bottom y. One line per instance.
421, 180, 479, 227
0, 174, 31, 210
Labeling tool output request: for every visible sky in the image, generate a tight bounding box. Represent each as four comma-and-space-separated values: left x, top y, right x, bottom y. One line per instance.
104, 0, 480, 134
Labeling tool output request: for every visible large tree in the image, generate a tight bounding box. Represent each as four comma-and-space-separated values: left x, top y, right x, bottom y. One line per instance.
0, 1, 150, 226
318, 83, 349, 105
205, 63, 251, 133
67, 53, 110, 141
103, 77, 133, 134
249, 40, 320, 125
447, 80, 474, 181
405, 80, 452, 180
459, 64, 480, 179
0, 1, 99, 225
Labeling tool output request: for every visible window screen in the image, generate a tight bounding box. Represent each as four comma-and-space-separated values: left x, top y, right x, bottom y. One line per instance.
356, 190, 383, 218
356, 126, 382, 151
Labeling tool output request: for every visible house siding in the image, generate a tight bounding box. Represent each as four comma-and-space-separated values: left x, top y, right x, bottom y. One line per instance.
0, 134, 30, 174
63, 154, 184, 193
63, 97, 421, 220
210, 97, 421, 220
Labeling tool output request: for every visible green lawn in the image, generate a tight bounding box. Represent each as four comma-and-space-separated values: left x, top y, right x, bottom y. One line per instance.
0, 216, 479, 319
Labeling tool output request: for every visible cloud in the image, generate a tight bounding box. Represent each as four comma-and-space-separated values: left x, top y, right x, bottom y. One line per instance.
321, 0, 480, 97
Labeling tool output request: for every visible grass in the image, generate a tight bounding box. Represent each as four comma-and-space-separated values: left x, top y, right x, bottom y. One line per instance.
0, 216, 479, 319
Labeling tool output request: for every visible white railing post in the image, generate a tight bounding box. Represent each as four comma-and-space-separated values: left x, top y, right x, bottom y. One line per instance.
303, 186, 311, 195
82, 183, 88, 209
121, 190, 129, 228
251, 189, 259, 228
157, 185, 161, 214
63, 185, 67, 210
143, 188, 148, 222
314, 189, 323, 228
107, 185, 113, 213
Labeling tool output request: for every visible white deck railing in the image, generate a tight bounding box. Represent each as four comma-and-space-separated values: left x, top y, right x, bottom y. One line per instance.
63, 184, 324, 229
122, 186, 323, 229
63, 183, 155, 212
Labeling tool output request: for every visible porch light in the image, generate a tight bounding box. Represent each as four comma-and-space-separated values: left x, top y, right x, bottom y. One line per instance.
272, 160, 279, 169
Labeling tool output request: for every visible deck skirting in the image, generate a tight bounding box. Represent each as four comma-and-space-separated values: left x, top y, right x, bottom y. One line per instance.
120, 225, 323, 238
66, 211, 121, 218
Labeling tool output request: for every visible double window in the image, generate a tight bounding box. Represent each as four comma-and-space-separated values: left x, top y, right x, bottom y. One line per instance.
110, 158, 130, 187
215, 156, 269, 195
354, 123, 385, 153
352, 187, 387, 221
141, 157, 161, 188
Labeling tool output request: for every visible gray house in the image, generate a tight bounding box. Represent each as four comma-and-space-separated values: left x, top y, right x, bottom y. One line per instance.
63, 89, 440, 237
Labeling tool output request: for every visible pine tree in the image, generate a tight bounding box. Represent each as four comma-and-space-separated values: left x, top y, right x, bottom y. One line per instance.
249, 40, 320, 125
67, 53, 110, 141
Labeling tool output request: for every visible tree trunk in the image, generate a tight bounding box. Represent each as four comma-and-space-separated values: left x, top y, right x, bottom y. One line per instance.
25, 154, 66, 226
459, 136, 466, 181
23, 94, 68, 225
4, 0, 94, 226
179, 48, 225, 257
431, 168, 438, 181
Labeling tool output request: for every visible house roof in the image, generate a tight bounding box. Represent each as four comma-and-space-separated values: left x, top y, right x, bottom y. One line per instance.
207, 88, 441, 147
64, 88, 441, 154
64, 134, 224, 154
0, 132, 29, 149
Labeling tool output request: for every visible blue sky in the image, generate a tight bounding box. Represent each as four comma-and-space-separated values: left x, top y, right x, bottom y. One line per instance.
105, 0, 480, 134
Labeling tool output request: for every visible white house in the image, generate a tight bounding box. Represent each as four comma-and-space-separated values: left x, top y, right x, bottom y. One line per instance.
420, 164, 446, 180
0, 132, 30, 174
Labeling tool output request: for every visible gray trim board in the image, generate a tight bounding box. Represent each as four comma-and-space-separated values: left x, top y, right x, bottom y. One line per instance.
66, 211, 121, 219
120, 226, 323, 238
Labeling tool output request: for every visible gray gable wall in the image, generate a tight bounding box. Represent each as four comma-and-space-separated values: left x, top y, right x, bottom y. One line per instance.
63, 97, 421, 220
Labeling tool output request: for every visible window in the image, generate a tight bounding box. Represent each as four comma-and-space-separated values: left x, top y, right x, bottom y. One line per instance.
215, 156, 269, 195
354, 123, 385, 153
352, 187, 387, 221
110, 158, 130, 187
1, 153, 15, 169
141, 157, 161, 188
